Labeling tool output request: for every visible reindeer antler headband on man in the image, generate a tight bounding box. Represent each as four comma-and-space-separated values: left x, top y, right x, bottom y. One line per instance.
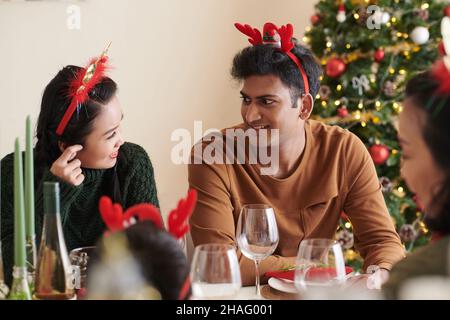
56, 42, 111, 136
98, 189, 197, 300
234, 22, 310, 95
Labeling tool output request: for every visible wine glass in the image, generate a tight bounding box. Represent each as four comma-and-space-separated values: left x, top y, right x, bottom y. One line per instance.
294, 239, 346, 297
236, 204, 279, 298
190, 244, 242, 299
69, 246, 96, 299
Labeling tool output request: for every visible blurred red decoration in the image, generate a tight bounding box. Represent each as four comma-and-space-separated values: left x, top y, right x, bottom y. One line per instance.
337, 106, 349, 118
326, 57, 346, 78
374, 49, 385, 62
443, 6, 450, 17
369, 144, 390, 165
311, 14, 320, 25
438, 41, 446, 56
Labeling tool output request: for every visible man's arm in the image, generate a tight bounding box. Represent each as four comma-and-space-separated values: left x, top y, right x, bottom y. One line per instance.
343, 134, 405, 271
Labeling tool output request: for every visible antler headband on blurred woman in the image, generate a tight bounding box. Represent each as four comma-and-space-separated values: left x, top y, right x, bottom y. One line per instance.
56, 42, 111, 136
234, 22, 310, 95
98, 190, 197, 300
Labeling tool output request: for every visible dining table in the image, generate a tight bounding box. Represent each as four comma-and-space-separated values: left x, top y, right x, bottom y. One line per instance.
230, 273, 384, 300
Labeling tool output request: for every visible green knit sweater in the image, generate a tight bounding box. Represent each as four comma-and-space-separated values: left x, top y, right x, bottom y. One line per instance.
382, 235, 450, 299
1, 142, 159, 286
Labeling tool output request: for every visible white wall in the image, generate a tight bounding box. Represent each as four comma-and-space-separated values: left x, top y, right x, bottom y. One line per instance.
0, 0, 316, 217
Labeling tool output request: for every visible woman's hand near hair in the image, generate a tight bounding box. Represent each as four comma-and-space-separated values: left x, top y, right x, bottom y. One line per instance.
50, 145, 85, 186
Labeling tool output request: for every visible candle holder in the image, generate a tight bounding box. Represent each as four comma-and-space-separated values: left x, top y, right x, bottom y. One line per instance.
9, 266, 31, 300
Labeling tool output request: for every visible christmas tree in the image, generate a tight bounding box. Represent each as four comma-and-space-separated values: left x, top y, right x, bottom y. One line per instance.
303, 0, 449, 270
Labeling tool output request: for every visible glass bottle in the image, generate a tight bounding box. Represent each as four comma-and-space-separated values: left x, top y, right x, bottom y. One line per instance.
34, 182, 75, 300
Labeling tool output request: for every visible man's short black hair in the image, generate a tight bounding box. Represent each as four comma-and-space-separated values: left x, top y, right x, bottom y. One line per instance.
231, 40, 322, 107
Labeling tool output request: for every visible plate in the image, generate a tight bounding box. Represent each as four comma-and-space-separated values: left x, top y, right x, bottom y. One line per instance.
268, 277, 298, 294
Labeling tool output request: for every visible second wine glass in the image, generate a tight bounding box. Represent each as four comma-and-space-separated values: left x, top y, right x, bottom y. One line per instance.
190, 244, 242, 299
294, 238, 347, 298
236, 204, 279, 298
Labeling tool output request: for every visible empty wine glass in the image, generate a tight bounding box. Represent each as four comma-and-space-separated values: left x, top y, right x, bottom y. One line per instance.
236, 204, 279, 298
69, 246, 96, 299
190, 244, 241, 299
294, 239, 346, 297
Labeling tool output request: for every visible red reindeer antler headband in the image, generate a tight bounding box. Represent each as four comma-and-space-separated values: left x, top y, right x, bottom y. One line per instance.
234, 22, 310, 95
98, 189, 197, 240
98, 189, 197, 300
56, 42, 111, 136
431, 17, 450, 95
420, 17, 450, 117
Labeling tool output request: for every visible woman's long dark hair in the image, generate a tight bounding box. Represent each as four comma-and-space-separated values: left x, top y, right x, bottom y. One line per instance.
405, 72, 450, 234
35, 65, 121, 201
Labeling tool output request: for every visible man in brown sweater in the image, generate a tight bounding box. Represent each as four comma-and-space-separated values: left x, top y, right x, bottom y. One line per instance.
188, 23, 404, 286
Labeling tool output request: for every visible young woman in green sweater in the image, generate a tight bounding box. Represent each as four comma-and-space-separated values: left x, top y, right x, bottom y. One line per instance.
382, 55, 450, 299
0, 56, 159, 286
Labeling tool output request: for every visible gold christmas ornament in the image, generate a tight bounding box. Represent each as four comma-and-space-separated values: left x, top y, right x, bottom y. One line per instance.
350, 0, 378, 5
311, 109, 379, 125
344, 249, 360, 261
321, 42, 422, 65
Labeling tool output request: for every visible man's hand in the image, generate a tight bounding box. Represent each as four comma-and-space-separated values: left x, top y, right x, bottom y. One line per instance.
366, 267, 390, 289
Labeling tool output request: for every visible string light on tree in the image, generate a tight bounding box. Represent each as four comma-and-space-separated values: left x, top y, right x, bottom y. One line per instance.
393, 102, 403, 113
358, 100, 364, 109
393, 186, 406, 198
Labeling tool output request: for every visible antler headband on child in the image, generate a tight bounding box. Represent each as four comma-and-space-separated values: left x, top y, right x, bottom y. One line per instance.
234, 22, 310, 95
98, 189, 197, 300
56, 42, 111, 136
